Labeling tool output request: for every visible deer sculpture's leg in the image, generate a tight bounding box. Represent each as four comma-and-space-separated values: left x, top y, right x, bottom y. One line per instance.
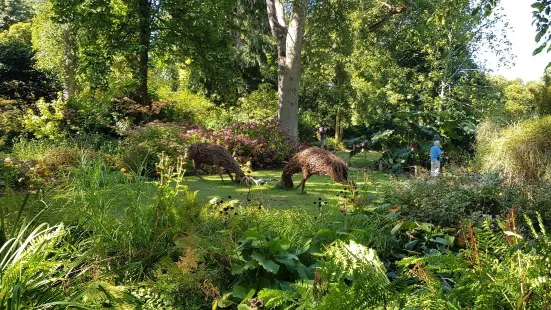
297, 171, 312, 193
225, 169, 235, 182
194, 161, 205, 180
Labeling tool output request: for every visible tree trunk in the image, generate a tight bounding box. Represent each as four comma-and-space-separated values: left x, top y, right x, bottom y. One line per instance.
266, 0, 307, 141
63, 24, 77, 101
335, 108, 341, 141
137, 0, 150, 106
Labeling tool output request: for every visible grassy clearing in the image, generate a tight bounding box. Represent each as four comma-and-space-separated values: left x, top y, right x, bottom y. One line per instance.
185, 169, 392, 208
0, 151, 389, 222
185, 151, 390, 208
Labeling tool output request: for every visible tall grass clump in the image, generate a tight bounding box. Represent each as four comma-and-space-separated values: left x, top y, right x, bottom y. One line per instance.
53, 154, 202, 283
476, 116, 551, 186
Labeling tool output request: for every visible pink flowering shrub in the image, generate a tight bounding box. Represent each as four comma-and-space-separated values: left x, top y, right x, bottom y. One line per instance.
181, 119, 308, 168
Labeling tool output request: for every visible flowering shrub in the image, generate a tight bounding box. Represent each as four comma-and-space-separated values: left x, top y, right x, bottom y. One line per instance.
181, 119, 308, 168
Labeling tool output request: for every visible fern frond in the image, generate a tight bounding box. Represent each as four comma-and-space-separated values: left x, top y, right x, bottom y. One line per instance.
0, 222, 86, 308
258, 287, 300, 309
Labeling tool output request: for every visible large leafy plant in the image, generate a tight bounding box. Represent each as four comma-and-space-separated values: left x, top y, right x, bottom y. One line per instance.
258, 240, 399, 310
214, 227, 313, 309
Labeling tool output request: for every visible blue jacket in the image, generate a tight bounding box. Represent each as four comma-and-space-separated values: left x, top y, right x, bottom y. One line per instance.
430, 145, 442, 161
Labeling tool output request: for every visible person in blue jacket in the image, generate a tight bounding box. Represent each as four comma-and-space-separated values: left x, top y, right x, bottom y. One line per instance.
430, 140, 443, 177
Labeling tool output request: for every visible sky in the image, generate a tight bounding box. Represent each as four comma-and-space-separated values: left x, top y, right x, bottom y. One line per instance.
476, 0, 550, 82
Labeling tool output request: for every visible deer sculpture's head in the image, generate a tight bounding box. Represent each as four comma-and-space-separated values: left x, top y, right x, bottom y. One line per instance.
184, 144, 198, 161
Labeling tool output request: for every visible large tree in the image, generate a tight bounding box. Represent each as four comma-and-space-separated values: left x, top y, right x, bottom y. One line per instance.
265, 0, 308, 140
265, 0, 408, 140
49, 0, 235, 105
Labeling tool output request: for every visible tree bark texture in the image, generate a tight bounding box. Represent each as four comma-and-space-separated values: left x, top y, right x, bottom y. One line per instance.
266, 0, 308, 141
335, 108, 343, 141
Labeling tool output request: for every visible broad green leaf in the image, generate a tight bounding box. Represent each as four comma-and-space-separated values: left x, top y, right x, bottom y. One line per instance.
251, 252, 280, 274
243, 228, 260, 239
532, 3, 545, 10
427, 249, 441, 256
391, 222, 403, 235
405, 240, 418, 250
267, 238, 290, 253
431, 237, 449, 245
536, 27, 548, 42
275, 253, 299, 269
295, 240, 311, 255
217, 299, 234, 308
232, 285, 248, 299
231, 259, 258, 275
216, 294, 235, 308
246, 289, 255, 299
296, 263, 310, 280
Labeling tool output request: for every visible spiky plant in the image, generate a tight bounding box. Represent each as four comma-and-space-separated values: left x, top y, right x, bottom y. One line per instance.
0, 221, 87, 309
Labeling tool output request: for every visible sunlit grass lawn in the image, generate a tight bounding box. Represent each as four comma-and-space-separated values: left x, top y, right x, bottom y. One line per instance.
185, 151, 396, 208
0, 151, 395, 221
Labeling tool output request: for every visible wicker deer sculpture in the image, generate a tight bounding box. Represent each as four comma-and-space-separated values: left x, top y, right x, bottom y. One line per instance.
277, 147, 350, 192
185, 143, 245, 183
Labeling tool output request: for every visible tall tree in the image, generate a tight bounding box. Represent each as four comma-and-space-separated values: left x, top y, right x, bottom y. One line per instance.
136, 0, 153, 106
49, 0, 235, 105
32, 1, 77, 100
265, 0, 308, 140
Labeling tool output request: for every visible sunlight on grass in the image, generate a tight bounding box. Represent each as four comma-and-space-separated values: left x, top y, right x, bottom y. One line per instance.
185, 167, 393, 209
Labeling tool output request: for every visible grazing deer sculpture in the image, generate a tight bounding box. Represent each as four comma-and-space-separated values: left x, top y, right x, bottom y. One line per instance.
185, 143, 245, 183
277, 147, 351, 192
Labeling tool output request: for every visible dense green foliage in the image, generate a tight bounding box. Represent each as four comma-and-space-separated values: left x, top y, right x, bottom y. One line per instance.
2, 135, 551, 309
3, 0, 551, 309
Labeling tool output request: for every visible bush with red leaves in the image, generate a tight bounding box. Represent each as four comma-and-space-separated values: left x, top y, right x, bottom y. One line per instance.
181, 119, 308, 169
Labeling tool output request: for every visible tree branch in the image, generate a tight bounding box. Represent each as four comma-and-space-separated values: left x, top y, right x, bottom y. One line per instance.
368, 4, 408, 32
266, 0, 287, 42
